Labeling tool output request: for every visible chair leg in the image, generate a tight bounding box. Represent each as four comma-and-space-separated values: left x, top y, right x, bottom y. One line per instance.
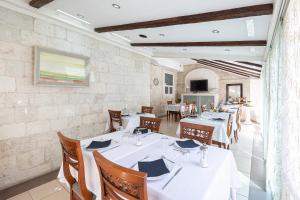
222, 143, 227, 149
234, 130, 238, 142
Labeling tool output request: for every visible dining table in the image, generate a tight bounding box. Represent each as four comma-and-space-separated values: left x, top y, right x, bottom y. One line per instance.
104, 113, 155, 133
57, 131, 241, 200
176, 111, 237, 145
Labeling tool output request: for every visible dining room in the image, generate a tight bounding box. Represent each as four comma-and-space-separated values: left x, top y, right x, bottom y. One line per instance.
0, 0, 299, 200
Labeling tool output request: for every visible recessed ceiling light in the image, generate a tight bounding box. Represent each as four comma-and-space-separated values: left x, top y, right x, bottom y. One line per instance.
224, 49, 231, 52
112, 3, 121, 9
139, 34, 148, 38
212, 29, 220, 34
159, 33, 165, 37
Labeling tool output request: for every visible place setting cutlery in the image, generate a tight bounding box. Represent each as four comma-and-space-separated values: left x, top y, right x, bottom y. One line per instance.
130, 155, 150, 168
162, 167, 183, 190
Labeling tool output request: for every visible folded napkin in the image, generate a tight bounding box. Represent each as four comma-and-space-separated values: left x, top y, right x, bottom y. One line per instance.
189, 115, 198, 118
138, 159, 170, 177
212, 118, 225, 121
176, 140, 200, 148
121, 114, 129, 117
136, 112, 143, 115
133, 127, 148, 134
86, 140, 111, 149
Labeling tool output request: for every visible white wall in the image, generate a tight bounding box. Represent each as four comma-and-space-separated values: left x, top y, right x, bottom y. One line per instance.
184, 68, 219, 93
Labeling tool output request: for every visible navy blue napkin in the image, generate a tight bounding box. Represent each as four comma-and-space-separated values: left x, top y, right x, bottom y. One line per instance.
176, 140, 200, 148
212, 118, 225, 121
138, 159, 170, 177
136, 112, 143, 115
133, 127, 148, 134
189, 115, 197, 118
121, 114, 129, 117
86, 140, 111, 149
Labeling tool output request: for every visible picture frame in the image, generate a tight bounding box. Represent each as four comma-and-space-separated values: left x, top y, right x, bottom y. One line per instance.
34, 46, 90, 86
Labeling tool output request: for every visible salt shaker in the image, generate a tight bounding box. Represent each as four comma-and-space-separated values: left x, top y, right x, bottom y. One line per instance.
200, 144, 208, 168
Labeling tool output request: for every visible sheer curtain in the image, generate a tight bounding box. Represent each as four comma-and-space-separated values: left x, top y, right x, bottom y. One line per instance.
263, 0, 300, 199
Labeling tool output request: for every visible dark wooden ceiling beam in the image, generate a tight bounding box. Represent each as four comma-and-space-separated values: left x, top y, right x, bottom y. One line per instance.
29, 0, 54, 8
200, 59, 261, 77
95, 4, 273, 33
214, 60, 261, 72
195, 59, 260, 78
236, 61, 263, 68
194, 61, 251, 78
131, 40, 267, 47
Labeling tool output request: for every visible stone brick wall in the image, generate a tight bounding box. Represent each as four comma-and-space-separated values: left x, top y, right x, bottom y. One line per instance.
0, 7, 150, 189
150, 64, 177, 116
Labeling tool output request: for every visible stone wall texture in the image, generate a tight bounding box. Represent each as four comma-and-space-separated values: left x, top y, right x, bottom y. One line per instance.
150, 65, 177, 116
0, 7, 150, 189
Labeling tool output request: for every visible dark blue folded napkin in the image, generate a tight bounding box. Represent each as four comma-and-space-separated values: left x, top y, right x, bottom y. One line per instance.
86, 140, 111, 149
121, 114, 129, 117
136, 112, 143, 115
138, 159, 170, 177
176, 140, 200, 148
212, 118, 225, 121
133, 127, 148, 134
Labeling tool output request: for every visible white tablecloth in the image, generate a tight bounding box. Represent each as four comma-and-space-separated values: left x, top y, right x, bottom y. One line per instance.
176, 112, 231, 145
165, 104, 182, 112
58, 131, 240, 200
104, 113, 155, 133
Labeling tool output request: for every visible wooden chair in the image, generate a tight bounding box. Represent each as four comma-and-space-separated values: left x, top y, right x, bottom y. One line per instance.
180, 122, 214, 145
167, 101, 172, 105
108, 110, 122, 132
180, 105, 190, 119
140, 117, 161, 133
213, 114, 232, 149
210, 103, 215, 110
141, 106, 153, 114
201, 105, 208, 113
93, 151, 148, 200
190, 103, 197, 115
57, 132, 95, 200
234, 107, 242, 142
166, 101, 172, 119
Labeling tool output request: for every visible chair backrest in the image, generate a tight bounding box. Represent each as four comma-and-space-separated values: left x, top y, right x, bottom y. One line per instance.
210, 103, 215, 110
201, 105, 207, 113
141, 106, 153, 114
93, 151, 148, 200
190, 102, 197, 115
57, 132, 92, 200
108, 110, 122, 132
226, 114, 233, 138
180, 105, 190, 118
180, 122, 214, 145
167, 101, 172, 105
140, 117, 161, 133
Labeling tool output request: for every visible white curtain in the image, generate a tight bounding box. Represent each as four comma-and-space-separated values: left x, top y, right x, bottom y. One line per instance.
263, 0, 300, 199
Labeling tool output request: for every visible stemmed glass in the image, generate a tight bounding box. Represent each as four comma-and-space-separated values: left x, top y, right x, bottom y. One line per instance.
135, 129, 142, 146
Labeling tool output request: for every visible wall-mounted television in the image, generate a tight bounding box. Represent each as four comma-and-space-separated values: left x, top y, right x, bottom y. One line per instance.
190, 80, 208, 92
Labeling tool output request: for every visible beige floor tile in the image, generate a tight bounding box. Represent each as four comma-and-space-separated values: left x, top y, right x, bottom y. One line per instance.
7, 192, 32, 200
28, 179, 63, 200
41, 189, 69, 200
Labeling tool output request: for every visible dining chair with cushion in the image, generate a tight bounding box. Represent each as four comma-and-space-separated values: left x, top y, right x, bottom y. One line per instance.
180, 122, 214, 145
190, 103, 197, 115
141, 106, 153, 114
93, 151, 148, 200
234, 107, 242, 142
226, 114, 233, 149
180, 105, 190, 119
108, 110, 122, 132
140, 116, 161, 133
201, 105, 208, 113
57, 132, 95, 200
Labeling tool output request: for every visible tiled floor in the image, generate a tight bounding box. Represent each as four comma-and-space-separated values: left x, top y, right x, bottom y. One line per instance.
8, 117, 268, 200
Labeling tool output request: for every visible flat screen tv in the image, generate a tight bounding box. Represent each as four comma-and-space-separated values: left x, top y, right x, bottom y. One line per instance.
190, 80, 208, 92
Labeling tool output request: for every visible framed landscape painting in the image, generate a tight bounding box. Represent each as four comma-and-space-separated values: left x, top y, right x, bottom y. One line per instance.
34, 46, 89, 86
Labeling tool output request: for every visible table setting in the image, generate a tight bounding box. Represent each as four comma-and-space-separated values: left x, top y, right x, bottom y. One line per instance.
58, 130, 240, 200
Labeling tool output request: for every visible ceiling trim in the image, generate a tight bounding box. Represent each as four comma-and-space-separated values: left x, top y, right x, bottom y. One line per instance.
131, 41, 267, 47
29, 0, 54, 8
195, 59, 260, 78
95, 4, 273, 33
0, 0, 153, 58
236, 61, 262, 68
213, 60, 261, 72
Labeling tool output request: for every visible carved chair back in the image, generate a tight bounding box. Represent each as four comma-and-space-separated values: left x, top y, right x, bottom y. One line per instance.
141, 106, 153, 114
108, 110, 122, 132
93, 151, 148, 200
180, 122, 214, 145
57, 132, 93, 200
139, 117, 161, 133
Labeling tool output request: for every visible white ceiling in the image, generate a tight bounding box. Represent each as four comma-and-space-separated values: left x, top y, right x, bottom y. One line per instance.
4, 0, 275, 66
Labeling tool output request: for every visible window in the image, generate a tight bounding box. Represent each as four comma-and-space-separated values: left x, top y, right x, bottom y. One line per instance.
164, 73, 173, 95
